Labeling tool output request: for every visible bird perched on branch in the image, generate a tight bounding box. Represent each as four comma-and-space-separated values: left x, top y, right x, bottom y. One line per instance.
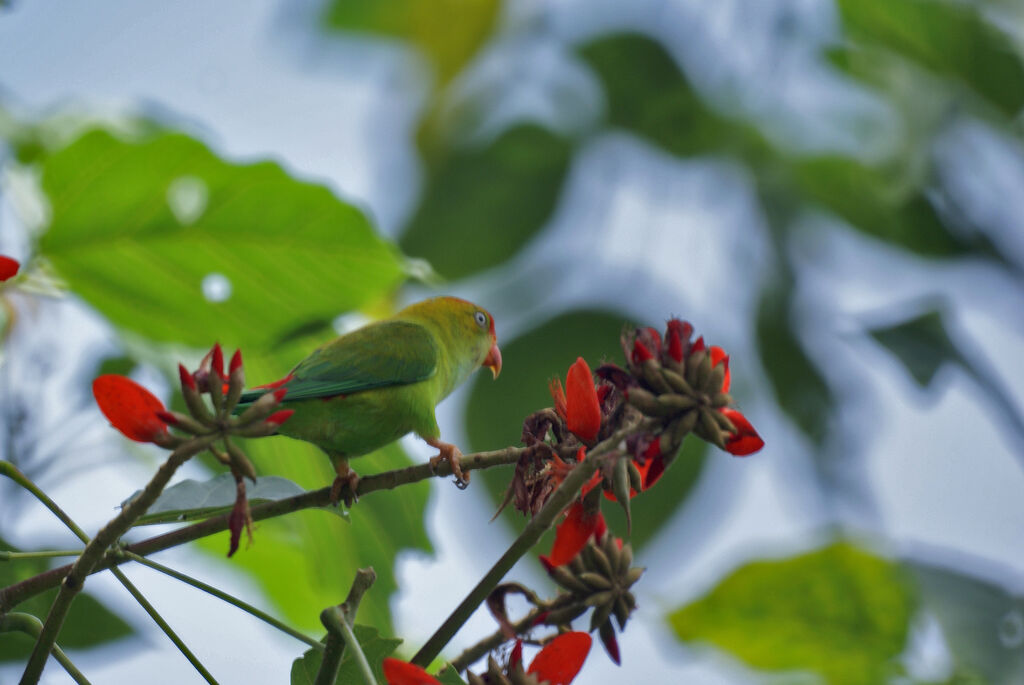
236, 296, 502, 504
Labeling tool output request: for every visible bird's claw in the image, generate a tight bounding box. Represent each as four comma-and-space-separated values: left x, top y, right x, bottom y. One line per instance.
427, 439, 470, 488
329, 470, 360, 508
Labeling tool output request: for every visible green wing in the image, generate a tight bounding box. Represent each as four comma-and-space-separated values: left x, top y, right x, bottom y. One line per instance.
239, 321, 438, 405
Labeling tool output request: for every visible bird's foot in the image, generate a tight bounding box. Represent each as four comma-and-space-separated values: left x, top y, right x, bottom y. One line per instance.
329, 466, 360, 507
426, 438, 470, 489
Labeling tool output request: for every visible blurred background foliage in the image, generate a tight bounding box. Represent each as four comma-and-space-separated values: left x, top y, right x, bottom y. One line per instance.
1, 0, 1023, 683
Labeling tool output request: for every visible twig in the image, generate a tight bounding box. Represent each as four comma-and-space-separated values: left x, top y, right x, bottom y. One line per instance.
2, 459, 218, 683
410, 425, 636, 667
18, 434, 218, 685
0, 613, 90, 685
0, 446, 523, 614
121, 551, 323, 651
315, 568, 377, 685
0, 550, 84, 560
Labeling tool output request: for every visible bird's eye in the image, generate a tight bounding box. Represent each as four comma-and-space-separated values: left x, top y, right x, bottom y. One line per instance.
474, 311, 488, 329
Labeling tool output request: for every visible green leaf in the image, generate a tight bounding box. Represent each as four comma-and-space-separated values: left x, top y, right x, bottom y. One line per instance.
578, 33, 760, 158
869, 310, 961, 388
37, 128, 405, 349
0, 535, 134, 661
756, 283, 833, 446
290, 624, 402, 685
907, 560, 1024, 684
436, 665, 470, 685
130, 473, 346, 526
793, 156, 967, 258
323, 0, 501, 84
836, 0, 1024, 117
668, 542, 916, 685
465, 309, 706, 551
399, 124, 573, 281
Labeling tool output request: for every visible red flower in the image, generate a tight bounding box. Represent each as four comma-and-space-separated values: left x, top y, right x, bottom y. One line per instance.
539, 501, 606, 569
720, 408, 764, 456
0, 256, 19, 282
527, 631, 592, 685
92, 375, 169, 443
550, 357, 601, 443
382, 658, 440, 685
710, 345, 730, 392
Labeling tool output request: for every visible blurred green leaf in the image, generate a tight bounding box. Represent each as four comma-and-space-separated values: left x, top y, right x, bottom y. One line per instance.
131, 474, 346, 526
836, 0, 1024, 116
0, 535, 133, 661
869, 310, 961, 388
757, 283, 833, 446
290, 624, 401, 685
38, 128, 405, 349
794, 157, 966, 258
465, 309, 707, 551
668, 542, 916, 685
323, 0, 500, 84
908, 560, 1024, 684
578, 33, 759, 158
400, 124, 573, 281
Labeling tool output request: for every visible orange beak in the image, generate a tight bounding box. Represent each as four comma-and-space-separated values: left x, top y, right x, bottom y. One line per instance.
483, 341, 502, 379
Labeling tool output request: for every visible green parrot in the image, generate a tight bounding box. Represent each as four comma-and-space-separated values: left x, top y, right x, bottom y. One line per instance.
237, 296, 502, 503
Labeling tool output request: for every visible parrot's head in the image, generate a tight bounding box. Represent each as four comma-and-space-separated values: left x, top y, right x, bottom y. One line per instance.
408, 296, 502, 385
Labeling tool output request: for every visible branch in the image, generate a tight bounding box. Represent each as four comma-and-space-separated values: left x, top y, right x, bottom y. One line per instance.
410, 424, 638, 667
18, 435, 218, 685
0, 446, 523, 616
0, 613, 90, 685
315, 568, 377, 685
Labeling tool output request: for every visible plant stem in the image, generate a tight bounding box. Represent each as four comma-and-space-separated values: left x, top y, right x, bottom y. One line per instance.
315, 568, 377, 685
0, 446, 523, 614
121, 551, 322, 651
0, 613, 90, 685
0, 550, 84, 560
410, 426, 634, 667
18, 434, 218, 685
107, 567, 218, 685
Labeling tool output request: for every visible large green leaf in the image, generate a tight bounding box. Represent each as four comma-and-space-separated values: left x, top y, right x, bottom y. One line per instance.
908, 560, 1024, 684
578, 33, 761, 159
465, 309, 707, 551
323, 0, 501, 84
836, 0, 1024, 117
399, 124, 573, 281
756, 283, 833, 447
0, 535, 134, 661
37, 128, 405, 348
668, 542, 916, 685
793, 156, 967, 258
290, 624, 402, 685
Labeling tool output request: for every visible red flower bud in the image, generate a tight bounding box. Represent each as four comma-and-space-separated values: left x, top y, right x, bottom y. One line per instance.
598, 625, 621, 666
690, 335, 705, 354
710, 345, 731, 392
92, 375, 168, 443
211, 343, 224, 379
382, 658, 440, 685
155, 410, 179, 425
272, 387, 288, 403
0, 256, 20, 282
528, 631, 592, 685
565, 357, 601, 443
229, 349, 243, 375
178, 363, 197, 392
540, 501, 605, 568
665, 319, 692, 362
720, 408, 764, 456
265, 409, 294, 426
631, 339, 654, 364
549, 378, 568, 421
